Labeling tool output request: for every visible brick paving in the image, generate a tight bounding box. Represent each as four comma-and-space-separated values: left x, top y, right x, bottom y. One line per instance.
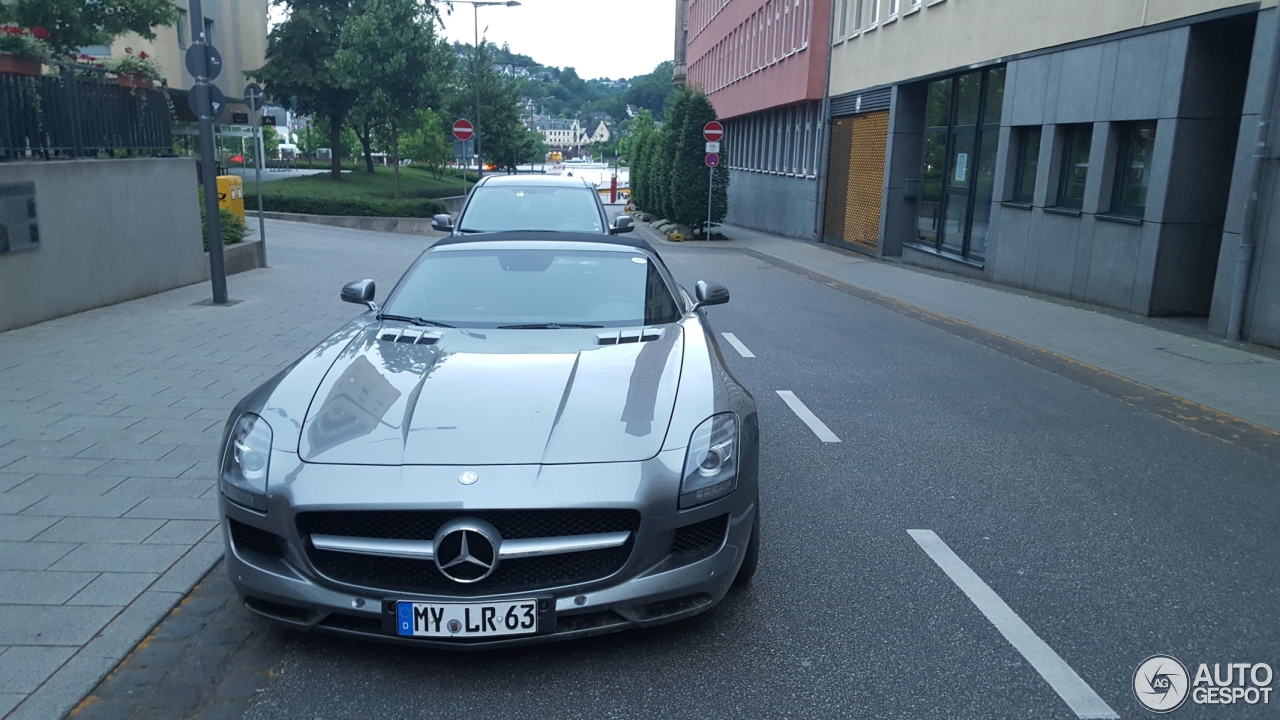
0, 220, 435, 719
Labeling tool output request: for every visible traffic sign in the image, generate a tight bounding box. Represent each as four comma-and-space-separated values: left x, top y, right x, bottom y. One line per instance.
244, 82, 264, 111
453, 118, 475, 141
703, 121, 724, 142
185, 44, 222, 81
705, 152, 720, 167
705, 141, 720, 153
187, 83, 225, 119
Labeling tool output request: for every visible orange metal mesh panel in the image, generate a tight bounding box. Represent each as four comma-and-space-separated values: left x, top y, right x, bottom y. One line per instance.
823, 117, 853, 243
840, 111, 889, 252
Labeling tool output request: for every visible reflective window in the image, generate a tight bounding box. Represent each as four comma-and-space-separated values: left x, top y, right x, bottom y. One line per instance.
1112, 122, 1157, 216
458, 186, 603, 234
383, 249, 681, 328
1011, 127, 1041, 204
1056, 124, 1093, 209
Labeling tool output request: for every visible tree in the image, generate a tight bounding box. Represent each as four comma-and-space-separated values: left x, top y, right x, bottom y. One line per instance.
250, 0, 361, 180
624, 61, 676, 115
447, 40, 532, 173
670, 91, 728, 236
2, 0, 178, 57
332, 0, 451, 197
629, 132, 650, 209
400, 109, 451, 177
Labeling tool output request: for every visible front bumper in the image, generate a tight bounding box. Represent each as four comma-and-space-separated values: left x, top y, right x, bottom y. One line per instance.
219, 449, 758, 649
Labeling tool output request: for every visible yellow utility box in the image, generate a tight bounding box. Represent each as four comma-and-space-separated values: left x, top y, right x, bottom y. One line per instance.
216, 175, 245, 220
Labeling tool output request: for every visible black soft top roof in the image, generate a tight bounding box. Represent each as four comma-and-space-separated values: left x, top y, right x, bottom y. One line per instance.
432, 231, 659, 255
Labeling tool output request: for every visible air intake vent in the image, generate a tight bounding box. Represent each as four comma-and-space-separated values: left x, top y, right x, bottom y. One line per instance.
379, 328, 441, 345
597, 328, 664, 346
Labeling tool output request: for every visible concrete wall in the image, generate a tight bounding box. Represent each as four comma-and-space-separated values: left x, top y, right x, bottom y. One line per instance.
0, 159, 206, 333
726, 169, 820, 239
829, 0, 1268, 97
1210, 7, 1280, 347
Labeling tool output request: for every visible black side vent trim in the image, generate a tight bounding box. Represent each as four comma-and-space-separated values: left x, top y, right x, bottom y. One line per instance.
379, 329, 442, 345
597, 328, 664, 346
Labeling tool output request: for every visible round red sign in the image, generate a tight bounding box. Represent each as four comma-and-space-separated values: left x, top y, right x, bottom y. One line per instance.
705, 152, 720, 167
452, 119, 474, 141
703, 121, 724, 142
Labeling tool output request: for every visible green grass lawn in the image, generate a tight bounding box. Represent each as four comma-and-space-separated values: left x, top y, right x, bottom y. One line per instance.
244, 166, 472, 218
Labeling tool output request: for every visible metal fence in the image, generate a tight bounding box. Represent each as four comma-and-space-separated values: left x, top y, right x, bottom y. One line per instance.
0, 65, 173, 161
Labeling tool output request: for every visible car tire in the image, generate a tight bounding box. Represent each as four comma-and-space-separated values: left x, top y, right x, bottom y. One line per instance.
733, 503, 760, 587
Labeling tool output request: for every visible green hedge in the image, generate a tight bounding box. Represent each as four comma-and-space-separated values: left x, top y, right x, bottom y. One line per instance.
257, 194, 446, 218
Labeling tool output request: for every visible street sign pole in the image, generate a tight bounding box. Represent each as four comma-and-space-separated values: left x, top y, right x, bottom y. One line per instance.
188, 0, 226, 304
707, 163, 713, 240
245, 83, 268, 266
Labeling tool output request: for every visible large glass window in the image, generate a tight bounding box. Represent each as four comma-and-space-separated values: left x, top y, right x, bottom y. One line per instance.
1056, 124, 1093, 209
1112, 122, 1157, 216
383, 249, 681, 329
457, 186, 604, 234
1011, 127, 1041, 204
914, 66, 1005, 261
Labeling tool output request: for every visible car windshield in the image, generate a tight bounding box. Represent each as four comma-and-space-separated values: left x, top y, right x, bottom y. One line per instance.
458, 185, 604, 233
381, 248, 682, 328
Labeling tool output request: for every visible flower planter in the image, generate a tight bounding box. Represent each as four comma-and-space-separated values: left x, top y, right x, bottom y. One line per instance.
0, 53, 41, 77
117, 72, 154, 89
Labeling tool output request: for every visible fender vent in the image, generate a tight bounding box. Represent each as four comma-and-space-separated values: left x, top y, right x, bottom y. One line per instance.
379, 328, 442, 345
597, 328, 663, 346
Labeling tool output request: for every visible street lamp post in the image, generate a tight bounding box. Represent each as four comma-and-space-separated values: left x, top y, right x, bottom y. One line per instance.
453, 0, 520, 181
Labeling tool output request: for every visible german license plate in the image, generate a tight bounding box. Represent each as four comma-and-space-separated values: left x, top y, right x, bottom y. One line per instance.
395, 599, 538, 638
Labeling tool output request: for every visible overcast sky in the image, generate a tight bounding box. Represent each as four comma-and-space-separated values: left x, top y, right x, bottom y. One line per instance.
437, 0, 674, 80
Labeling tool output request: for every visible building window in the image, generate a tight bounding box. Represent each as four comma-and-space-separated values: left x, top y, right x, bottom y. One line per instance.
869, 0, 879, 26
1010, 126, 1041, 204
838, 0, 848, 38
1112, 122, 1157, 217
203, 17, 214, 45
1056, 124, 1092, 209
853, 0, 863, 32
887, 0, 899, 17
177, 9, 189, 48
909, 0, 920, 8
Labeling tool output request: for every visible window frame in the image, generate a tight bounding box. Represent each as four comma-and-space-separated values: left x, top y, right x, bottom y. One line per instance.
1110, 121, 1157, 218
1010, 126, 1041, 205
1055, 124, 1093, 210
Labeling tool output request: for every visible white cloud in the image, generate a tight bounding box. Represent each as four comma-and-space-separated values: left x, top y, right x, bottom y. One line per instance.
439, 0, 675, 80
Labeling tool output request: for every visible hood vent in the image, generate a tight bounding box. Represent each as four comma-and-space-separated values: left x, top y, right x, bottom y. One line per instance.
379, 328, 443, 345
597, 328, 663, 346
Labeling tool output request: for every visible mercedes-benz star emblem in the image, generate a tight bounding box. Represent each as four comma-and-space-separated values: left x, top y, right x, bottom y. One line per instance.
433, 518, 501, 583
458, 471, 478, 485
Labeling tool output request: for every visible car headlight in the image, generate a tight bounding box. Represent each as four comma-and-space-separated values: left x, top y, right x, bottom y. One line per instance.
680, 413, 738, 509
221, 413, 272, 512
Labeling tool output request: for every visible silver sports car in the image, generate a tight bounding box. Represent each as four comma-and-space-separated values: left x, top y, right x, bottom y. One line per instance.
218, 230, 760, 647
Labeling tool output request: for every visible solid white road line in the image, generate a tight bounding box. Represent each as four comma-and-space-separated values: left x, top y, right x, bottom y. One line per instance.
775, 391, 841, 443
722, 332, 756, 358
907, 530, 1119, 720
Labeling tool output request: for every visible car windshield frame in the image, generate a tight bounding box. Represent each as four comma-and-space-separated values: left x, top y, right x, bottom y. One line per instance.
379, 242, 684, 329
457, 183, 607, 234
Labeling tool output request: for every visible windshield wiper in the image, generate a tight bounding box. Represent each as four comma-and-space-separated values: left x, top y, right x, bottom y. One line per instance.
379, 314, 455, 328
497, 322, 604, 329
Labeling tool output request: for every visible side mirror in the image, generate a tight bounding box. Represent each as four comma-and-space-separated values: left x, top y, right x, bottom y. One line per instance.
610, 215, 634, 234
341, 279, 377, 311
691, 280, 729, 311
431, 214, 454, 232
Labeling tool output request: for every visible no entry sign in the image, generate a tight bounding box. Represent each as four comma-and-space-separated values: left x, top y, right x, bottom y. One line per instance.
705, 152, 720, 167
453, 118, 475, 141
703, 121, 724, 143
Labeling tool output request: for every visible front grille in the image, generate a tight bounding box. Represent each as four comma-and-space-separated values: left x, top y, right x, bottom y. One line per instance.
297, 509, 640, 597
670, 514, 728, 559
230, 519, 284, 560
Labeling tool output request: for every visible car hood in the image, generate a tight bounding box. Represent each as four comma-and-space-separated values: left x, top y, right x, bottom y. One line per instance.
298, 323, 684, 465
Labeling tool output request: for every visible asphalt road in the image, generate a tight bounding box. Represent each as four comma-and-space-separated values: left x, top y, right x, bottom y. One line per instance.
77, 242, 1279, 720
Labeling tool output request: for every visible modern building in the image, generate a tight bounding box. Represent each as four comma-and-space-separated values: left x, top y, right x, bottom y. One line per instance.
684, 0, 834, 239
822, 0, 1280, 347
105, 0, 269, 123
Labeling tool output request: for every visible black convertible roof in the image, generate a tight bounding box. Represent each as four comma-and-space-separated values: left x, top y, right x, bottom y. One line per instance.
432, 231, 658, 254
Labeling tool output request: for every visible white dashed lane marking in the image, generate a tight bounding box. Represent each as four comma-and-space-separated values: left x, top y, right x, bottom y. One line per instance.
775, 391, 841, 443
907, 530, 1119, 720
722, 332, 755, 358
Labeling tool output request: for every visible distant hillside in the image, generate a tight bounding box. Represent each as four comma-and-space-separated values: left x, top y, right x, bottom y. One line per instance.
451, 41, 674, 121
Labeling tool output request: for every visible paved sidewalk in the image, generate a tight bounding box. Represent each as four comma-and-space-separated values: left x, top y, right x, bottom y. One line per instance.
641, 222, 1280, 433
0, 221, 436, 719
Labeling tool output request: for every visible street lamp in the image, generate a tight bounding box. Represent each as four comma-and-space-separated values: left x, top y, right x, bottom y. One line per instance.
450, 0, 520, 180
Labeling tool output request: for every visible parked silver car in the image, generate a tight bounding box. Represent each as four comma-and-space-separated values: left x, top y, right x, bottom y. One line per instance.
431, 174, 635, 236
219, 231, 760, 647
